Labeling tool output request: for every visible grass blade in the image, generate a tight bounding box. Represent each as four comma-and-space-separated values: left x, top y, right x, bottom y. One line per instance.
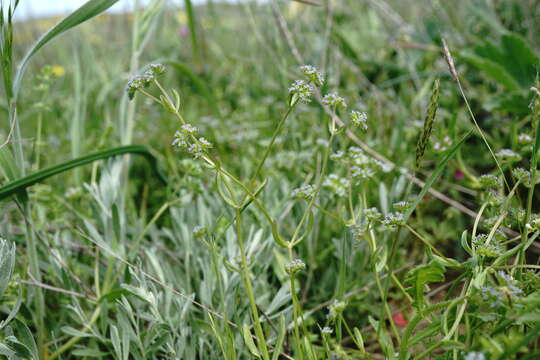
13, 0, 119, 96
0, 145, 166, 201
405, 131, 472, 222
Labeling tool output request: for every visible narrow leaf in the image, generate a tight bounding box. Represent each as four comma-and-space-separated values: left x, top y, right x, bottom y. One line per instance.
13, 0, 119, 96
242, 324, 261, 358
0, 145, 167, 201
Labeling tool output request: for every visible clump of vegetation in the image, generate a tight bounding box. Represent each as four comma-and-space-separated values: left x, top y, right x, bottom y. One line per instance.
1, 0, 540, 359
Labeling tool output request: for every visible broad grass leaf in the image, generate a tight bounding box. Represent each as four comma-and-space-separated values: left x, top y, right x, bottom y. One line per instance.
0, 145, 166, 201
460, 52, 520, 91
13, 0, 120, 96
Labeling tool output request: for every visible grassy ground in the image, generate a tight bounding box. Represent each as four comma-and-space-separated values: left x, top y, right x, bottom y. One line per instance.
1, 0, 540, 359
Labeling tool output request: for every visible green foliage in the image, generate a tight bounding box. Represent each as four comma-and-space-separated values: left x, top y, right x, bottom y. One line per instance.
404, 261, 446, 310
1, 0, 540, 359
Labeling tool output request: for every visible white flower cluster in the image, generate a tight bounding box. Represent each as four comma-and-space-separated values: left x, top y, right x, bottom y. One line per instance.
323, 174, 350, 197
350, 110, 368, 130
172, 123, 213, 159
126, 63, 166, 100
381, 212, 405, 228
496, 149, 521, 162
285, 258, 306, 275
291, 184, 316, 200
322, 92, 347, 108
289, 79, 314, 104
300, 65, 324, 86
433, 136, 452, 153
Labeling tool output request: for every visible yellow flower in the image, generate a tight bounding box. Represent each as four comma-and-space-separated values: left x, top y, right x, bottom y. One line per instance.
176, 11, 187, 25
51, 65, 65, 77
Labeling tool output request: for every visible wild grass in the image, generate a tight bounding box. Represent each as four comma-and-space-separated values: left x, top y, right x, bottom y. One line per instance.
1, 0, 540, 359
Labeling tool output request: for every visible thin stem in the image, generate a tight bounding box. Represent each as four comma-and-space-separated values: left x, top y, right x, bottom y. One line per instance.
235, 208, 270, 360
291, 131, 335, 246
49, 306, 102, 360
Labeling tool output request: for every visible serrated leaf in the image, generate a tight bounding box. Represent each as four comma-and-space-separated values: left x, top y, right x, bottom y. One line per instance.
405, 261, 446, 310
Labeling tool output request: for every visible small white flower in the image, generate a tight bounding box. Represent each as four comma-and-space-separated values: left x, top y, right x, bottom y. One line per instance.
181, 124, 198, 135
496, 149, 521, 162
322, 92, 347, 108
350, 110, 368, 130
172, 130, 188, 148
291, 184, 316, 199
187, 143, 204, 158
321, 326, 333, 334
285, 258, 306, 275
464, 351, 485, 360
300, 65, 324, 86
517, 133, 532, 145
323, 174, 349, 197
289, 80, 313, 103
198, 137, 213, 148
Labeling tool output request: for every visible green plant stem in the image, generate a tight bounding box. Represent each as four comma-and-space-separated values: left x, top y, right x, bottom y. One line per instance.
247, 103, 295, 187
291, 131, 335, 246
235, 208, 270, 360
23, 203, 46, 358
364, 218, 400, 348
289, 277, 304, 360
49, 306, 102, 360
405, 224, 445, 258
455, 76, 508, 190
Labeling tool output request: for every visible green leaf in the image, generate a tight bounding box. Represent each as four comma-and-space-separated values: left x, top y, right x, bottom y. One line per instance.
13, 0, 120, 96
352, 327, 365, 353
484, 91, 531, 115
61, 326, 95, 338
0, 145, 167, 201
12, 319, 38, 360
0, 147, 20, 183
499, 33, 539, 87
0, 238, 15, 298
242, 323, 261, 358
0, 287, 22, 330
461, 52, 521, 91
404, 261, 446, 310
271, 316, 287, 360
463, 33, 539, 90
72, 348, 111, 357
